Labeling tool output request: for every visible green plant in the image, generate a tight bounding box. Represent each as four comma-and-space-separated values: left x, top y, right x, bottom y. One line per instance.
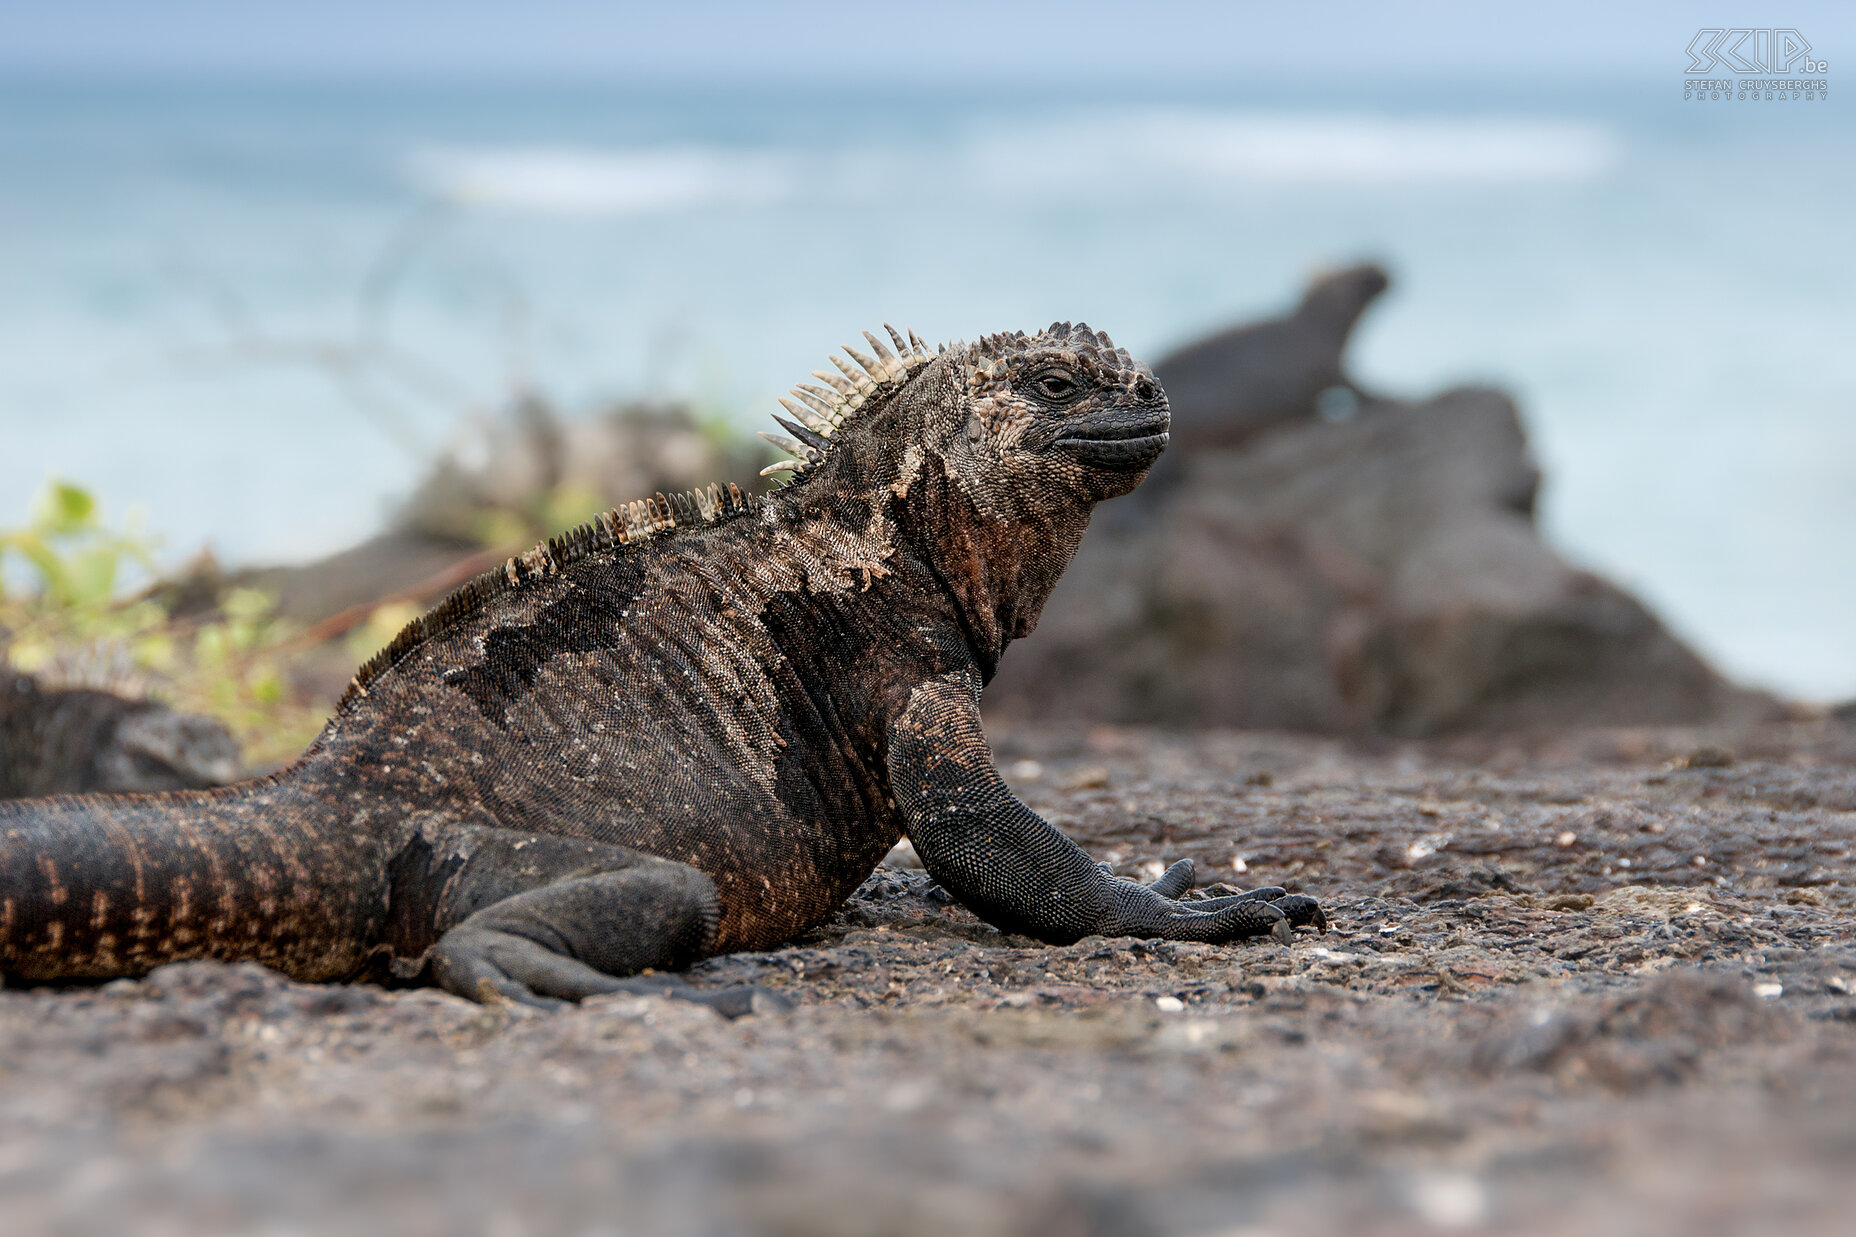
0, 480, 157, 609
1, 481, 167, 677
2, 481, 326, 769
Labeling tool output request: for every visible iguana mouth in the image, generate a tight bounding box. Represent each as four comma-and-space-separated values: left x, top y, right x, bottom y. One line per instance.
1053, 416, 1171, 471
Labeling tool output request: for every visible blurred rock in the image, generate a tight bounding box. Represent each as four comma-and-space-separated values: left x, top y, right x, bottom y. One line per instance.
220, 397, 770, 628
394, 395, 763, 547
1474, 971, 1786, 1092
1154, 263, 1388, 449
987, 271, 1773, 734
0, 671, 241, 798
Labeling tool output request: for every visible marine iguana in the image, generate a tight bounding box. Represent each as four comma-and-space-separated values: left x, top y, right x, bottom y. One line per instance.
0, 324, 1324, 1013
1, 671, 241, 799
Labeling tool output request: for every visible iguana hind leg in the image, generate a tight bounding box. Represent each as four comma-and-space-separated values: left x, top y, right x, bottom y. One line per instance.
409, 824, 786, 1017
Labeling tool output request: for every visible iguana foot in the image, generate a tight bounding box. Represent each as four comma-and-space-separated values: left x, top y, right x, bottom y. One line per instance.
1189, 887, 1327, 932
433, 921, 787, 1018
426, 842, 784, 1016
1098, 859, 1327, 944
1269, 893, 1327, 933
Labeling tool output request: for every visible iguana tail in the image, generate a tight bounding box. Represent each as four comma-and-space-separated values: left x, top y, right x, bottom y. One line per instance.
0, 785, 386, 984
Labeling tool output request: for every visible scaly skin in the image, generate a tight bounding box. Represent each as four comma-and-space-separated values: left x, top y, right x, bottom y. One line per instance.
0, 324, 1324, 1014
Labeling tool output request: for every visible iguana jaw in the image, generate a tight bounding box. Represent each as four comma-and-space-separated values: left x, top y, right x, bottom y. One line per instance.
1050, 412, 1171, 472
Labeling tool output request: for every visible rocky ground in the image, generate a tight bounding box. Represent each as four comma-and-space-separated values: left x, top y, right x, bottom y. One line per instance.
3, 720, 1854, 1237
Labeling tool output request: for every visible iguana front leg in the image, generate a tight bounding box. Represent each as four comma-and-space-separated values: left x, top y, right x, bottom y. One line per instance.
887, 675, 1325, 945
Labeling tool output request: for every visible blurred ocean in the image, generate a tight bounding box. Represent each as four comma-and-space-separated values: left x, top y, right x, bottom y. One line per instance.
0, 81, 1851, 700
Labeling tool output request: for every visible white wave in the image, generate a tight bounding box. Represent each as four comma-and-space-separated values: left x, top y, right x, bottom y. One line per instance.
407, 146, 795, 214
968, 110, 1621, 189
407, 112, 1618, 217
1154, 112, 1619, 183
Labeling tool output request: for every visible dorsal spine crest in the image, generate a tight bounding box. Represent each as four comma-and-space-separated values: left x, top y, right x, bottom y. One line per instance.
760, 324, 934, 481
339, 480, 753, 709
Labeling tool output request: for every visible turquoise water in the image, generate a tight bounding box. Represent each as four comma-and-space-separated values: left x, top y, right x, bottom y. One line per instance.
1, 81, 1851, 700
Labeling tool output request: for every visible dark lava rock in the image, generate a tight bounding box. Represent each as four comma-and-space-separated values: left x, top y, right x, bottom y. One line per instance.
987, 270, 1775, 735
1151, 261, 1390, 455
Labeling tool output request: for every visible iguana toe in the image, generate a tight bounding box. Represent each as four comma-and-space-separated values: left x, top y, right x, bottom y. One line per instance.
1272, 894, 1327, 934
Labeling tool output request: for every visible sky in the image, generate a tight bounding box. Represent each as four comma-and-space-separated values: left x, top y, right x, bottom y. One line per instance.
1, 1, 1847, 88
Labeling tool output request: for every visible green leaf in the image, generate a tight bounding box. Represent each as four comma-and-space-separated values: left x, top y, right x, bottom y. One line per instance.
35, 482, 98, 535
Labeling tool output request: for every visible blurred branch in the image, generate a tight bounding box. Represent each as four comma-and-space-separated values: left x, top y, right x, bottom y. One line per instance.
156, 202, 538, 461
162, 335, 438, 459
279, 543, 509, 652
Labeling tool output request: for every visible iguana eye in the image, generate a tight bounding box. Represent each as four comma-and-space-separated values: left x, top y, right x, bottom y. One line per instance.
1029, 369, 1083, 404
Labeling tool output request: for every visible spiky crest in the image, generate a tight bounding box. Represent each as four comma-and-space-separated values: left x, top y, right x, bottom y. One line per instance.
337, 480, 756, 710
756, 324, 936, 482
966, 321, 1130, 378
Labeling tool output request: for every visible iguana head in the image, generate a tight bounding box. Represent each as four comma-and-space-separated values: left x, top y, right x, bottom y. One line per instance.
760, 322, 1168, 505
941, 322, 1171, 510
761, 323, 1168, 668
